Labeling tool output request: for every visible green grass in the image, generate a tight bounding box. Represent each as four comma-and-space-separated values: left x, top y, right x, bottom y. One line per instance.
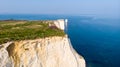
0, 20, 65, 44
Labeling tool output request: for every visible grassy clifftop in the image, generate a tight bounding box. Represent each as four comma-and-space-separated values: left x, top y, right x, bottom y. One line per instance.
0, 20, 65, 44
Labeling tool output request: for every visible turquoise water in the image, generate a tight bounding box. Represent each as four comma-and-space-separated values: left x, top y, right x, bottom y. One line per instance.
0, 14, 120, 67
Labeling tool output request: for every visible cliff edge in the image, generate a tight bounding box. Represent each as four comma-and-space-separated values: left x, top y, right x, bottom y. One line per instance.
0, 19, 86, 67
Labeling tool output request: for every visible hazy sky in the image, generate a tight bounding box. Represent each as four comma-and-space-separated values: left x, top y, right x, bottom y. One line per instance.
0, 0, 119, 18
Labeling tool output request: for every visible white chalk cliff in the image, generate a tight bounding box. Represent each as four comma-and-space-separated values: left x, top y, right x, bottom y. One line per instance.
0, 19, 86, 67
53, 19, 67, 30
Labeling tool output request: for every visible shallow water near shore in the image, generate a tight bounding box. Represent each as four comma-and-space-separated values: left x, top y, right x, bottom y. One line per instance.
0, 14, 120, 67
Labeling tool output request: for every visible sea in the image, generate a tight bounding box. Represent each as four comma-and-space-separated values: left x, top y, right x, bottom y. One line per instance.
0, 14, 120, 67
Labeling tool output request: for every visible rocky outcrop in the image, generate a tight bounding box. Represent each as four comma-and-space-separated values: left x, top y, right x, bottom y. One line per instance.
0, 36, 85, 67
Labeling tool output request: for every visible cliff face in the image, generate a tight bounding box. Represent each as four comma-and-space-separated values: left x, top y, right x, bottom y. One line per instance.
53, 19, 67, 30
0, 36, 85, 67
0, 19, 86, 67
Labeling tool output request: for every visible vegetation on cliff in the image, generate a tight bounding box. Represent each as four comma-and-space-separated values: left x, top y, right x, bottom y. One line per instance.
0, 20, 65, 44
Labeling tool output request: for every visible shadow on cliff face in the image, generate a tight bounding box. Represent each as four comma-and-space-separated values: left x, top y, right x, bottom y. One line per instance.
7, 43, 15, 57
7, 42, 24, 67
